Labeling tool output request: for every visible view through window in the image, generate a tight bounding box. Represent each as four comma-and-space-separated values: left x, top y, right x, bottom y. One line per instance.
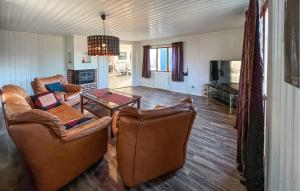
150, 47, 172, 72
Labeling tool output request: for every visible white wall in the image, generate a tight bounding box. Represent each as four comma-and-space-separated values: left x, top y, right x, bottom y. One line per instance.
0, 29, 243, 96
266, 0, 300, 191
97, 56, 109, 88
66, 35, 97, 70
132, 42, 142, 86
0, 29, 66, 94
137, 29, 244, 95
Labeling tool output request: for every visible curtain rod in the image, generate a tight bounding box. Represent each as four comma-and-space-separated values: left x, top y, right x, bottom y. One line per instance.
147, 41, 183, 47
150, 44, 171, 47
149, 41, 183, 47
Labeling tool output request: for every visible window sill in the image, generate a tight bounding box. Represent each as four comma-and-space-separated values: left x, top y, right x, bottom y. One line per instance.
151, 71, 171, 73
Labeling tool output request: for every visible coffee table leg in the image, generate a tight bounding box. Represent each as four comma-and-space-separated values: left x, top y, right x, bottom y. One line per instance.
80, 95, 84, 113
137, 99, 141, 109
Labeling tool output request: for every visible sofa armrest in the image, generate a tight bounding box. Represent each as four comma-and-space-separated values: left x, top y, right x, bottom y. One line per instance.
64, 84, 82, 93
112, 111, 120, 136
154, 104, 165, 109
62, 116, 112, 142
54, 91, 66, 101
5, 107, 66, 137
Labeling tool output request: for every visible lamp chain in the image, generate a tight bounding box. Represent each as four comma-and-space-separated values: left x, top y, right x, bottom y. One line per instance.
103, 19, 105, 36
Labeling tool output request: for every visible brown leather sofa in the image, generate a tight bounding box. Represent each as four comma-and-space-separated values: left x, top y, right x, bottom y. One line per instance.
31, 75, 82, 106
0, 84, 111, 191
112, 97, 197, 187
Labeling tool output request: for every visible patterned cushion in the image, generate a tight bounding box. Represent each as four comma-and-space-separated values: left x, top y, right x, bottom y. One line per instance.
31, 92, 61, 111
45, 82, 66, 93
64, 117, 93, 130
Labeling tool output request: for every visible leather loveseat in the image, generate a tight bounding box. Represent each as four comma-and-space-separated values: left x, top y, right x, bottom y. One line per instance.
112, 97, 197, 187
0, 84, 111, 191
31, 75, 82, 106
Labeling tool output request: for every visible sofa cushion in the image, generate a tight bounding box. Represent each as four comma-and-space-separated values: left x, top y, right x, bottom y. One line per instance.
118, 97, 194, 120
34, 78, 48, 94
47, 103, 84, 124
1, 85, 31, 105
118, 102, 192, 120
31, 92, 61, 111
64, 117, 93, 130
45, 82, 66, 93
4, 94, 31, 106
5, 108, 67, 137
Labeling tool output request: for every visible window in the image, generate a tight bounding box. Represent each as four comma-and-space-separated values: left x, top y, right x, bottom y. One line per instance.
150, 47, 172, 72
150, 49, 157, 70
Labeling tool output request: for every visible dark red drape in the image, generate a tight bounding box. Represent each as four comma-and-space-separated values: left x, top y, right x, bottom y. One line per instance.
142, 45, 151, 78
172, 42, 184, 81
236, 0, 264, 190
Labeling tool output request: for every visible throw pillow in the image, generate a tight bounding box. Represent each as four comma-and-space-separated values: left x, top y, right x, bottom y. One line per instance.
64, 117, 93, 130
45, 82, 66, 93
31, 92, 61, 110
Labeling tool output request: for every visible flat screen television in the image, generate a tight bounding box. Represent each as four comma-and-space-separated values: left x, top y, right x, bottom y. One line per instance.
210, 60, 242, 84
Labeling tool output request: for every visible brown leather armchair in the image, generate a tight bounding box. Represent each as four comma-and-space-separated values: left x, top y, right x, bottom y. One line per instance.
112, 98, 197, 187
31, 74, 82, 106
1, 84, 111, 191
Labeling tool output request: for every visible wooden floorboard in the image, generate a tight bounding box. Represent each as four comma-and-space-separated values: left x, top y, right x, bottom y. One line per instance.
0, 86, 246, 191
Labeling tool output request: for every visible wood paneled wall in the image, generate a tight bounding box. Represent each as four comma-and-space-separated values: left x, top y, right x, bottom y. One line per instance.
138, 29, 244, 95
266, 0, 300, 190
0, 29, 66, 94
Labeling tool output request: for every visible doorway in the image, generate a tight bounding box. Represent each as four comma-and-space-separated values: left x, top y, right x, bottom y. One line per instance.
108, 44, 133, 89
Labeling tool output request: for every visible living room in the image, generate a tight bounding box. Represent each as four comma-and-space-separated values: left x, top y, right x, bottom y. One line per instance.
0, 0, 299, 191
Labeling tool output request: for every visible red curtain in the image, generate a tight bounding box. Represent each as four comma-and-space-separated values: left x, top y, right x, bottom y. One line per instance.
172, 42, 184, 81
235, 0, 264, 190
142, 45, 151, 78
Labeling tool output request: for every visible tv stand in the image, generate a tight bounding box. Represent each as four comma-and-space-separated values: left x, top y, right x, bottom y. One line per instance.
204, 83, 239, 115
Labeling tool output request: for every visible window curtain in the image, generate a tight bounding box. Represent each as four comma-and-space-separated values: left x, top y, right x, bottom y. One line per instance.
235, 0, 264, 190
142, 45, 151, 78
171, 42, 184, 81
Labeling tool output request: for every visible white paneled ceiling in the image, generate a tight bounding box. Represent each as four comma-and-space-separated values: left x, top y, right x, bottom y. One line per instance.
0, 0, 248, 41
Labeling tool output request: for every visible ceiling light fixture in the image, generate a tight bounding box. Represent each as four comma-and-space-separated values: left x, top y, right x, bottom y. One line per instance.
87, 13, 120, 56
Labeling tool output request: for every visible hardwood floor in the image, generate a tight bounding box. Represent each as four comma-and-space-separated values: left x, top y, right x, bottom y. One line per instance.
0, 86, 245, 191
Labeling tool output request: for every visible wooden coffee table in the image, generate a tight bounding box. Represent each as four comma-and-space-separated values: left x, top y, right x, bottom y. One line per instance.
80, 89, 141, 137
